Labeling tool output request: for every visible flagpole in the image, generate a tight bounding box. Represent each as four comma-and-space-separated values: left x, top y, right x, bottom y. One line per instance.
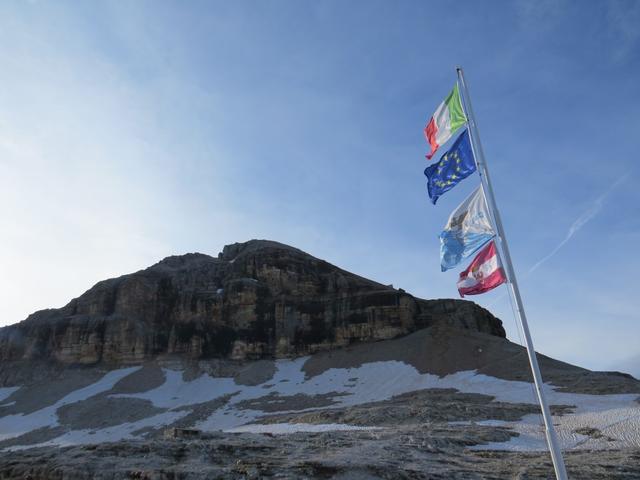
455, 67, 569, 480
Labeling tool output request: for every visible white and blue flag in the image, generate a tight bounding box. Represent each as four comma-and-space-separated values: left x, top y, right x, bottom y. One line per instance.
440, 185, 495, 271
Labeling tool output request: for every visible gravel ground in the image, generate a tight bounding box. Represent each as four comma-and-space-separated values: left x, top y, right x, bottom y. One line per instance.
1, 427, 639, 479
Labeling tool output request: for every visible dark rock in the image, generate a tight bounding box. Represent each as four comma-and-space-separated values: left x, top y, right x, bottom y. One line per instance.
0, 239, 504, 365
163, 428, 202, 439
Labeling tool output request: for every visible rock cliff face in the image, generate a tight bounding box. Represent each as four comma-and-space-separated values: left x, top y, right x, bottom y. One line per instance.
0, 240, 505, 364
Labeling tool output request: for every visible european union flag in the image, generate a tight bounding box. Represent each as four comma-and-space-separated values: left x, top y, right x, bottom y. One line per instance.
424, 129, 476, 204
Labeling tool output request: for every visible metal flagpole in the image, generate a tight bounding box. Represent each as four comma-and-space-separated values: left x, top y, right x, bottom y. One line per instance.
455, 67, 569, 480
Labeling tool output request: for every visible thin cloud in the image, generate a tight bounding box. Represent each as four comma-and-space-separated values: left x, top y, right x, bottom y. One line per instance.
488, 173, 630, 310
514, 0, 566, 31
606, 0, 640, 62
527, 173, 629, 274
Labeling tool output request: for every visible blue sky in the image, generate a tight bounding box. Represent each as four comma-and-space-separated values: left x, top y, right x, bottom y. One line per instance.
1, 0, 639, 375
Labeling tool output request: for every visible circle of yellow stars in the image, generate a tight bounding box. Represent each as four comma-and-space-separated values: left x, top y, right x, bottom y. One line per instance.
432, 150, 466, 188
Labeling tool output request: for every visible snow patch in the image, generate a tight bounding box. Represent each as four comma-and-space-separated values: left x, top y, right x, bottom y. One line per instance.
112, 369, 239, 409
6, 410, 188, 451
0, 387, 19, 403
2, 359, 639, 452
0, 367, 141, 442
470, 406, 640, 451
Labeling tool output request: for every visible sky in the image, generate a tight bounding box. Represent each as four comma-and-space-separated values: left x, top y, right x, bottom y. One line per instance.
1, 0, 639, 375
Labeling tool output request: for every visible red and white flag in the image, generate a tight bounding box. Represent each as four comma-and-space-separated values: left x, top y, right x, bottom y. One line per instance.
457, 240, 506, 297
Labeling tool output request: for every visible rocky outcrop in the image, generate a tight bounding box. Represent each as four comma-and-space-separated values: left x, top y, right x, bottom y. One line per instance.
0, 240, 505, 365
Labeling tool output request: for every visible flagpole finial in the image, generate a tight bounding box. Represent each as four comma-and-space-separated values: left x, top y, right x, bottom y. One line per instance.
456, 66, 463, 73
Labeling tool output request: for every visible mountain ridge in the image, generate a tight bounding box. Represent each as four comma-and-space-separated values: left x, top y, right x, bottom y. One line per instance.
0, 239, 505, 366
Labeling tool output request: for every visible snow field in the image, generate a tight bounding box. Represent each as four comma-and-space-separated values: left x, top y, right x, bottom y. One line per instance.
0, 359, 638, 451
0, 367, 140, 442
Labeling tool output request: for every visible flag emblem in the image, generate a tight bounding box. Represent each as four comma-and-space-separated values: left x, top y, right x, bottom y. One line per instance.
457, 240, 506, 297
424, 129, 476, 204
439, 185, 494, 271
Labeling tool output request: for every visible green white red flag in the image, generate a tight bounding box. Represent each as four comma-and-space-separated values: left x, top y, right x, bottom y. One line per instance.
424, 84, 467, 159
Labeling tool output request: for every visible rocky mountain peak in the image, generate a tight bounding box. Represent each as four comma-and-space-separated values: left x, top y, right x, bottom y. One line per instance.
218, 239, 306, 262
153, 252, 219, 270
0, 240, 505, 366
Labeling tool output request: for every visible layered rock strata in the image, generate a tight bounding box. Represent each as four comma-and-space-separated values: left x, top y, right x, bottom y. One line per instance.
0, 240, 505, 364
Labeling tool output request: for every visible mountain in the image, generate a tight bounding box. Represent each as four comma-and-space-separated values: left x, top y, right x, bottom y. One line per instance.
0, 239, 504, 366
1, 240, 639, 479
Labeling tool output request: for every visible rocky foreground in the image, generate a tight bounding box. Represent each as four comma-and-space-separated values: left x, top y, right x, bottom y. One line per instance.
3, 428, 640, 480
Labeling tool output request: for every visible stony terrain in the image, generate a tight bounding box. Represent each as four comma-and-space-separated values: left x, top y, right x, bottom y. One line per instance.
0, 240, 639, 479
3, 429, 640, 480
0, 327, 639, 479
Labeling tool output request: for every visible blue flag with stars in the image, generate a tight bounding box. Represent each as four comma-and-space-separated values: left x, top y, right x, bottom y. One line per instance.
424, 129, 476, 204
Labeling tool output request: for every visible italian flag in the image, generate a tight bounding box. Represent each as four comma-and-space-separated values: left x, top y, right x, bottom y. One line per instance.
457, 240, 507, 297
424, 84, 467, 159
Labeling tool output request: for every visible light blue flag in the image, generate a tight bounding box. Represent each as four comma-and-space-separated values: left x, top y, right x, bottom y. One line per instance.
440, 185, 495, 271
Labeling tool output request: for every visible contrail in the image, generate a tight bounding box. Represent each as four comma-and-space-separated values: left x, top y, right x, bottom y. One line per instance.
527, 173, 629, 274
487, 173, 630, 309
